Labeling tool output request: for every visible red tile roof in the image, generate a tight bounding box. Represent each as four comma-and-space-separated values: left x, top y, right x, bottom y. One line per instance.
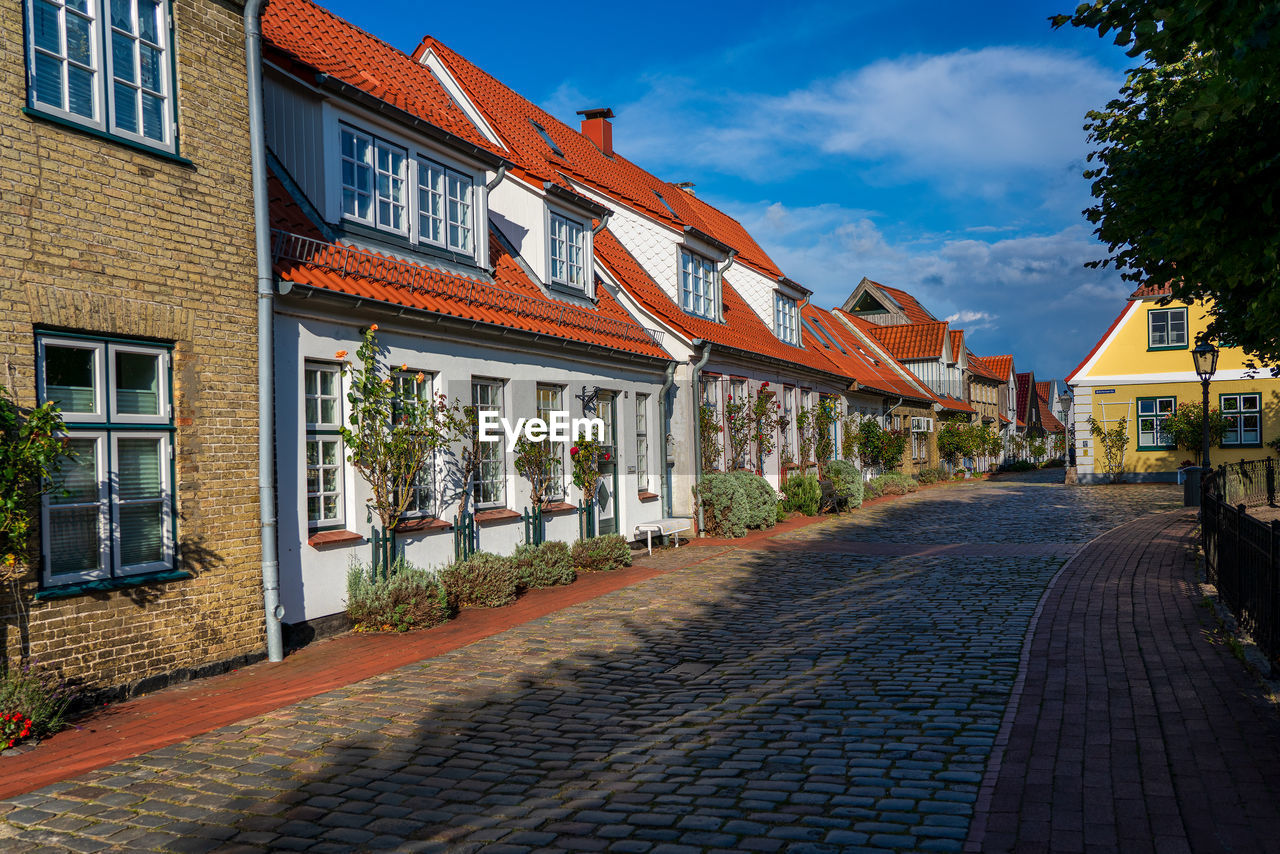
802, 306, 936, 403
593, 228, 817, 366
1036, 382, 1066, 434
874, 283, 937, 324
967, 353, 1001, 382
984, 354, 1015, 381
866, 321, 949, 361
1035, 381, 1054, 400
413, 37, 783, 281
999, 413, 1012, 425
1129, 282, 1174, 299
261, 0, 497, 154
949, 330, 964, 363
269, 176, 668, 360
1016, 372, 1037, 423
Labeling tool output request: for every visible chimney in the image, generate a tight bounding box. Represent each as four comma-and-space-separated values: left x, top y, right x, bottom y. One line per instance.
673, 181, 696, 197
577, 107, 614, 156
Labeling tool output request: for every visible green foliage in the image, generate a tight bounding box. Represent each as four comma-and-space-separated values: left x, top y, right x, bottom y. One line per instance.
1164, 402, 1231, 464
1, 383, 72, 578
570, 436, 609, 506
1089, 416, 1130, 483
840, 415, 859, 461
936, 420, 977, 466
855, 419, 910, 470
863, 478, 883, 500
571, 534, 632, 572
751, 385, 780, 471
796, 406, 816, 466
346, 557, 451, 632
724, 392, 753, 470
337, 327, 465, 534
0, 661, 80, 749
698, 403, 723, 473
729, 470, 779, 530
822, 459, 865, 511
814, 397, 837, 468
440, 552, 520, 609
513, 436, 557, 508
512, 540, 576, 589
697, 472, 776, 537
869, 472, 919, 496
781, 473, 821, 516
1001, 460, 1039, 472
1028, 436, 1048, 459
915, 467, 949, 485
1052, 2, 1280, 366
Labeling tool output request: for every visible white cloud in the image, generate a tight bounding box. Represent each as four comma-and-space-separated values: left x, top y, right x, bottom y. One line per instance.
723, 200, 1130, 380
586, 46, 1119, 195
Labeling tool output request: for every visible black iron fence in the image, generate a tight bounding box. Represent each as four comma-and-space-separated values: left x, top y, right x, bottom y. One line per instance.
1202, 459, 1280, 664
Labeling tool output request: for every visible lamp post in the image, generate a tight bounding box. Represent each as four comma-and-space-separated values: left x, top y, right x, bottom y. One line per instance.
1192, 341, 1220, 469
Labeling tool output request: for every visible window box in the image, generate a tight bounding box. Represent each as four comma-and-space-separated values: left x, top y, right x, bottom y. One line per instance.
474, 507, 520, 525
307, 529, 365, 547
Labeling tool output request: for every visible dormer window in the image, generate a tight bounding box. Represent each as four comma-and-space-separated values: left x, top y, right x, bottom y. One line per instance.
774, 293, 799, 345
549, 212, 586, 289
335, 119, 480, 262
680, 249, 717, 320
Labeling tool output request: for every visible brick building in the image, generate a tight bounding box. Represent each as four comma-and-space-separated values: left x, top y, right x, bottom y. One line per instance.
1, 0, 264, 692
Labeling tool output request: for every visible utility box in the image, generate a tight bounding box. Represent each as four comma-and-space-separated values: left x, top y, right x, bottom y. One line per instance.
1183, 467, 1202, 507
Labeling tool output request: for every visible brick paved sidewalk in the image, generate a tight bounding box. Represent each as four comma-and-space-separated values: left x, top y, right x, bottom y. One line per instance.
967, 509, 1280, 854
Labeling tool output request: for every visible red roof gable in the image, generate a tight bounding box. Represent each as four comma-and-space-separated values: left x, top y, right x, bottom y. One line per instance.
803, 306, 937, 403
413, 37, 783, 281
269, 176, 667, 360
967, 353, 1001, 381
262, 0, 497, 154
866, 321, 949, 361
1016, 372, 1037, 422
1129, 282, 1174, 299
984, 354, 1014, 381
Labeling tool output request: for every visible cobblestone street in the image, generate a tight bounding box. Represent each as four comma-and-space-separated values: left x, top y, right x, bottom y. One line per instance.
3, 477, 1250, 853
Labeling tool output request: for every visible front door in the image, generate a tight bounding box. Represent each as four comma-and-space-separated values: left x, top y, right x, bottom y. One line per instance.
596, 392, 618, 535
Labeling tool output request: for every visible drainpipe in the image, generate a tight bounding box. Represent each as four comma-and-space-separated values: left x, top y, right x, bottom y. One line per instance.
591, 211, 612, 236
658, 360, 676, 518
244, 0, 283, 662
484, 164, 509, 191
690, 340, 712, 534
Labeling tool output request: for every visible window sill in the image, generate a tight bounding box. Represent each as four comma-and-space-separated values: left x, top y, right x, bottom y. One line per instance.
1136, 446, 1177, 453
474, 508, 520, 525
1146, 345, 1189, 352
307, 529, 365, 547
637, 491, 660, 501
35, 569, 194, 601
1222, 443, 1264, 450
541, 502, 577, 514
23, 107, 193, 168
394, 517, 451, 534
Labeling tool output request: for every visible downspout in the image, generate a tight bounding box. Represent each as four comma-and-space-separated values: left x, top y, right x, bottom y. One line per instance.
591, 211, 612, 236
690, 340, 712, 534
658, 360, 676, 518
484, 164, 509, 191
244, 0, 283, 662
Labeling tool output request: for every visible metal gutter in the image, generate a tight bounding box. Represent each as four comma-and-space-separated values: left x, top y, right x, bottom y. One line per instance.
244, 0, 283, 662
690, 340, 712, 535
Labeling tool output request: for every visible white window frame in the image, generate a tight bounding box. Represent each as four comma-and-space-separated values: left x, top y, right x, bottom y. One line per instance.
25, 0, 176, 151
339, 124, 407, 235
1221, 393, 1262, 447
548, 211, 588, 291
1137, 396, 1176, 449
636, 392, 649, 492
472, 378, 506, 509
334, 117, 483, 261
394, 369, 435, 516
110, 430, 174, 576
680, 248, 718, 320
305, 361, 345, 529
37, 335, 175, 586
774, 293, 799, 345
1148, 307, 1188, 349
536, 384, 565, 501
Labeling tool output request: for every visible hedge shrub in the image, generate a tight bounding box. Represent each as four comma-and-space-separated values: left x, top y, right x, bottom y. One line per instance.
697, 472, 750, 537
346, 558, 451, 632
512, 540, 575, 589
572, 534, 632, 572
869, 472, 918, 496
729, 470, 778, 530
781, 473, 821, 516
439, 552, 520, 609
823, 459, 864, 511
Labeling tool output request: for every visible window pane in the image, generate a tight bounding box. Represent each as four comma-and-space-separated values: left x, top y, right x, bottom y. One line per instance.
117, 437, 162, 500
137, 0, 159, 43
33, 52, 65, 110
49, 438, 100, 505
34, 1, 61, 52
139, 43, 160, 90
1243, 395, 1260, 411
110, 0, 132, 31
115, 350, 160, 415
111, 31, 135, 83
119, 502, 164, 565
65, 11, 92, 64
140, 92, 163, 139
48, 506, 102, 575
1221, 396, 1238, 412
1138, 399, 1155, 415
113, 80, 137, 132
67, 64, 94, 117
45, 345, 97, 413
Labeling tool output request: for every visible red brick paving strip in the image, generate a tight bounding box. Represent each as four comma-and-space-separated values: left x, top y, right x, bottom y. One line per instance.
966, 509, 1280, 854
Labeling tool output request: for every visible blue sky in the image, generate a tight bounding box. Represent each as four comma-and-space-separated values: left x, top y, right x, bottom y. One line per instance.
322, 0, 1136, 382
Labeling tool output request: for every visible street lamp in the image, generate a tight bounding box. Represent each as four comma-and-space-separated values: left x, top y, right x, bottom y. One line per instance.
1192, 341, 1219, 469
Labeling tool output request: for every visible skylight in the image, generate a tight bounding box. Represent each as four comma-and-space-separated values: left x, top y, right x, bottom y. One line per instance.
529, 119, 563, 157
800, 317, 829, 349
653, 191, 679, 220
812, 318, 847, 354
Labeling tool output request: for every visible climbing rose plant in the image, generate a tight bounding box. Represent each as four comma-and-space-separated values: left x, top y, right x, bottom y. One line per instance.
0, 382, 71, 582
570, 436, 608, 507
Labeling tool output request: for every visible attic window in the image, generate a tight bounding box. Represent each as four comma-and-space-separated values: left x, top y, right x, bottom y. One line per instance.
529, 119, 563, 157
653, 191, 679, 220
852, 292, 889, 314
801, 317, 828, 348
812, 318, 847, 354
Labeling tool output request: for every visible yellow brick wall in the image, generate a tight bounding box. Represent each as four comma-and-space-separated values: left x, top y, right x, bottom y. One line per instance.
0, 0, 263, 692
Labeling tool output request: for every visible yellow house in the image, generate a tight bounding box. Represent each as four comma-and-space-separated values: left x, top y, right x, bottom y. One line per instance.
1066, 284, 1280, 483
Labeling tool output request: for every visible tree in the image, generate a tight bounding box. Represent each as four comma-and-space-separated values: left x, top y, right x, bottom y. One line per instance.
1089, 416, 1130, 483
936, 420, 975, 468
1163, 402, 1231, 465
337, 327, 465, 561
1053, 3, 1280, 366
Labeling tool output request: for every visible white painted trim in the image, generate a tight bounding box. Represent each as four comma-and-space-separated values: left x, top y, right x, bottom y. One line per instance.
1070, 300, 1142, 382
417, 48, 507, 150
1072, 368, 1272, 386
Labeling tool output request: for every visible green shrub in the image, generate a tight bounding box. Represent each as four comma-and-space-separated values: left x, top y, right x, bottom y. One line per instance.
864, 479, 883, 500
915, 466, 949, 485
823, 460, 864, 511
512, 540, 576, 589
1000, 460, 1037, 472
697, 472, 750, 537
0, 661, 80, 749
776, 501, 788, 523
869, 472, 918, 496
440, 552, 520, 609
781, 473, 821, 516
346, 557, 451, 632
729, 470, 778, 530
572, 534, 632, 572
